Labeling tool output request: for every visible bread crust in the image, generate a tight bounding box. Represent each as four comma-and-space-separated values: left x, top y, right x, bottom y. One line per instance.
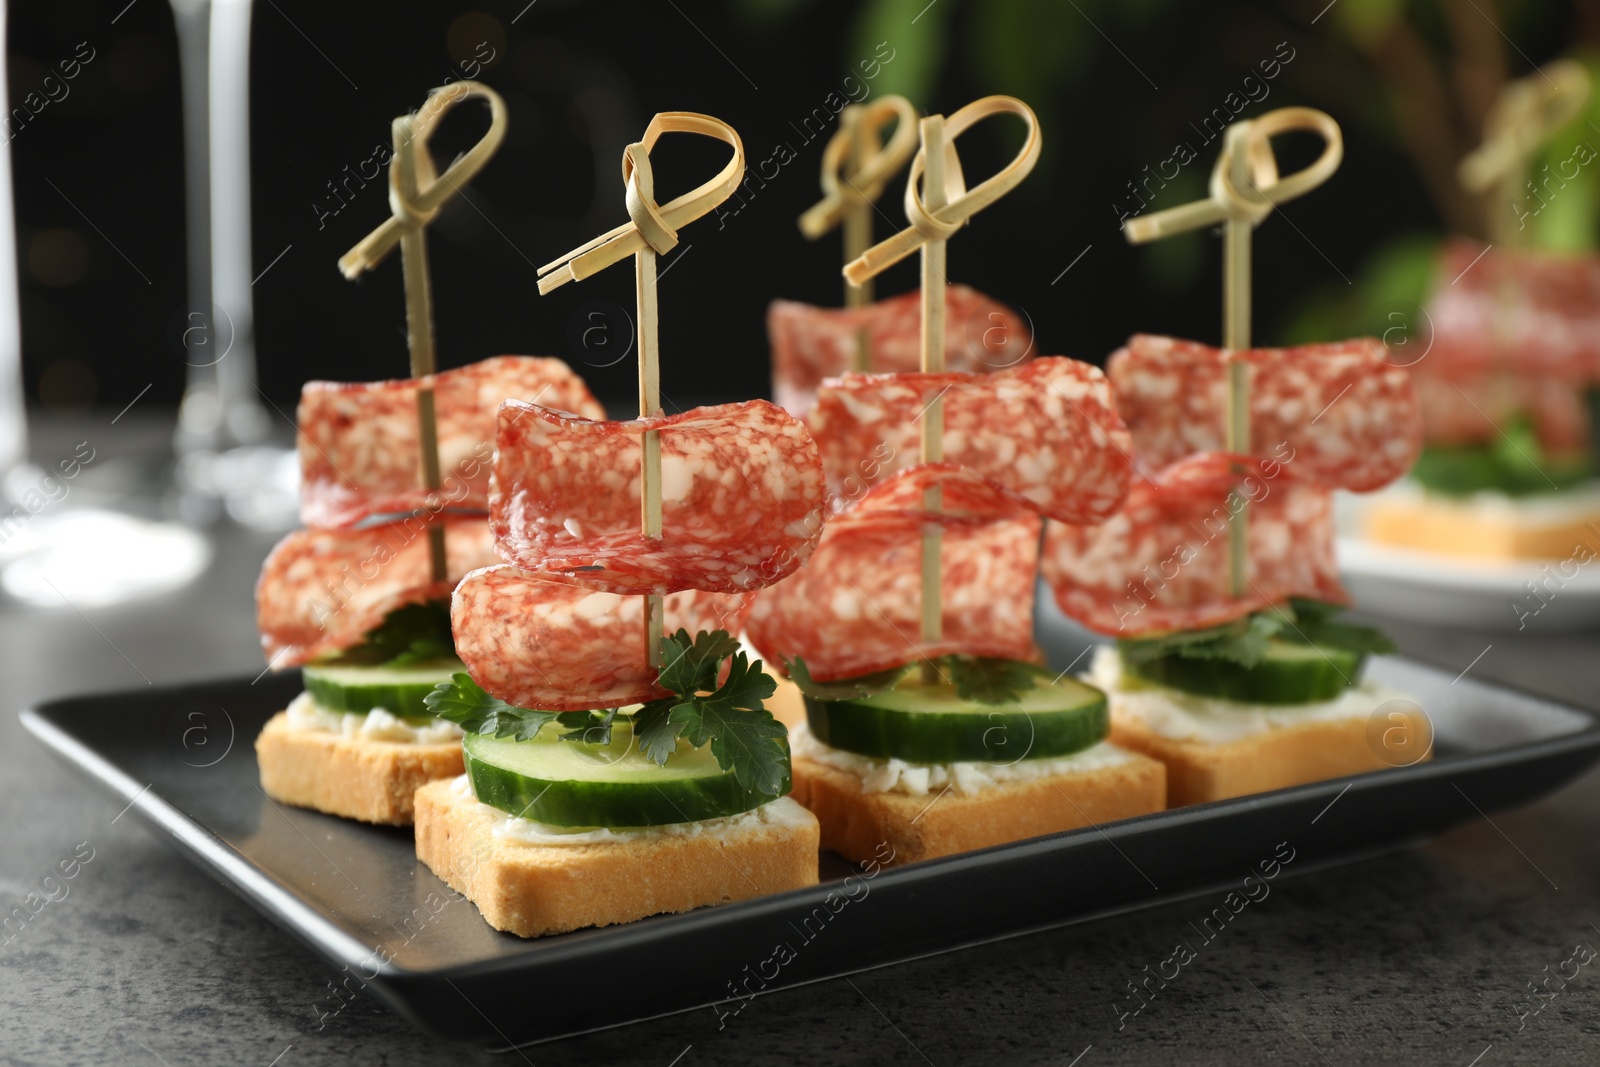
255, 711, 463, 826
1366, 495, 1600, 560
1110, 712, 1424, 807
790, 749, 1166, 866
413, 780, 821, 938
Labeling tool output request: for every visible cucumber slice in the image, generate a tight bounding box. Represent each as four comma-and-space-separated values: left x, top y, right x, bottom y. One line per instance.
804, 674, 1110, 763
463, 720, 789, 828
302, 660, 465, 720
1121, 638, 1364, 705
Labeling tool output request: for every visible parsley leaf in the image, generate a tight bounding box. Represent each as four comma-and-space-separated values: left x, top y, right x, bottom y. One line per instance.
785, 657, 910, 700
329, 601, 455, 667
641, 630, 789, 796
633, 698, 682, 765
1286, 599, 1397, 656
424, 673, 558, 741
943, 655, 1043, 705
557, 707, 619, 746
1119, 600, 1395, 667
657, 628, 740, 695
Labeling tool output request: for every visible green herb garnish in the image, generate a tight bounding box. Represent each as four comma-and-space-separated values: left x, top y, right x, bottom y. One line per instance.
327, 600, 455, 667
424, 673, 560, 741
1119, 599, 1395, 667
785, 657, 912, 701
944, 655, 1044, 704
787, 654, 1043, 706
637, 629, 788, 796
426, 629, 788, 795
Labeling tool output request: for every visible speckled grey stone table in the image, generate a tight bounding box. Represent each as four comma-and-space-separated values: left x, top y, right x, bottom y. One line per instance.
3, 418, 1599, 1066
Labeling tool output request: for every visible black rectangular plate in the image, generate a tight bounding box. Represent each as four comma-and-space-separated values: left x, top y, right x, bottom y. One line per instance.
21, 654, 1600, 1045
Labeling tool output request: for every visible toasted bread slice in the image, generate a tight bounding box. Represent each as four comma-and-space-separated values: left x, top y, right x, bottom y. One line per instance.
413, 780, 820, 938
790, 748, 1166, 867
255, 711, 463, 826
1366, 493, 1600, 560
1110, 711, 1427, 807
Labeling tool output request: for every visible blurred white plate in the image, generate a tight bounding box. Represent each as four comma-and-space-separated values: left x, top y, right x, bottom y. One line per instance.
1337, 535, 1600, 633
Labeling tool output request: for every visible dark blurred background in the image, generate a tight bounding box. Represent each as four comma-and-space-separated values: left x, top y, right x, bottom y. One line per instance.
7, 0, 1594, 416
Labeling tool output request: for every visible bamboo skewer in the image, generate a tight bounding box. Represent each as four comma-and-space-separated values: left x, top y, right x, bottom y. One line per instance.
340, 82, 508, 583
918, 114, 951, 684
1458, 60, 1590, 249
799, 95, 918, 372
843, 95, 1040, 684
1123, 107, 1342, 601
538, 113, 745, 671
841, 108, 874, 310
631, 145, 666, 664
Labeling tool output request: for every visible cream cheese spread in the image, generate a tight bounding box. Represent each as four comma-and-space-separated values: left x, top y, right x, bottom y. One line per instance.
442, 774, 813, 847
1087, 646, 1409, 745
789, 721, 1135, 797
284, 691, 463, 745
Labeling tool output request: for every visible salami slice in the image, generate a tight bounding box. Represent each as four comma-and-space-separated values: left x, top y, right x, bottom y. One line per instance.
491, 399, 827, 596
768, 284, 1033, 416
745, 464, 1042, 682
1413, 372, 1592, 452
256, 517, 499, 667
451, 565, 751, 711
1108, 334, 1421, 493
804, 357, 1134, 525
1041, 452, 1346, 637
1424, 239, 1600, 383
298, 355, 605, 529
1416, 241, 1600, 451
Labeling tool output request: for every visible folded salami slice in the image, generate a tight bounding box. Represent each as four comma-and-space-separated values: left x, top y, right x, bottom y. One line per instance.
298, 355, 605, 529
746, 465, 1043, 682
1412, 372, 1591, 452
257, 517, 499, 667
1424, 239, 1600, 383
805, 357, 1134, 525
1041, 453, 1347, 637
1109, 334, 1421, 492
451, 565, 751, 711
491, 399, 827, 596
767, 285, 1032, 416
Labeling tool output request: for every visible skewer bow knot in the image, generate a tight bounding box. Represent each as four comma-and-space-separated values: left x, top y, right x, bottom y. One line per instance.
845, 95, 1040, 286
338, 81, 508, 280
538, 112, 745, 294
1123, 106, 1342, 245
799, 96, 920, 238
1458, 59, 1590, 196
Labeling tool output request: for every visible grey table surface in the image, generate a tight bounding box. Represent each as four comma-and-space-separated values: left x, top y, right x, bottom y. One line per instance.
3, 416, 1600, 1067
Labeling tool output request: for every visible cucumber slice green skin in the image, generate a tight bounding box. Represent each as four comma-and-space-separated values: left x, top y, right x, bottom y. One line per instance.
463, 726, 790, 828
1123, 640, 1365, 705
302, 660, 464, 720
804, 676, 1111, 763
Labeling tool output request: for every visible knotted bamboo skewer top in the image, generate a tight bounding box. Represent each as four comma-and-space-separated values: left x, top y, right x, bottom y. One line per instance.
798, 94, 919, 240
1457, 59, 1591, 247
844, 94, 1041, 287
339, 81, 509, 286
537, 112, 744, 295
1123, 107, 1343, 255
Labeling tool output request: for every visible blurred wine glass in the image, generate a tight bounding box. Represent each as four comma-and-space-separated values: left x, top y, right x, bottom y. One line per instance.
169, 0, 298, 531
0, 7, 212, 608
